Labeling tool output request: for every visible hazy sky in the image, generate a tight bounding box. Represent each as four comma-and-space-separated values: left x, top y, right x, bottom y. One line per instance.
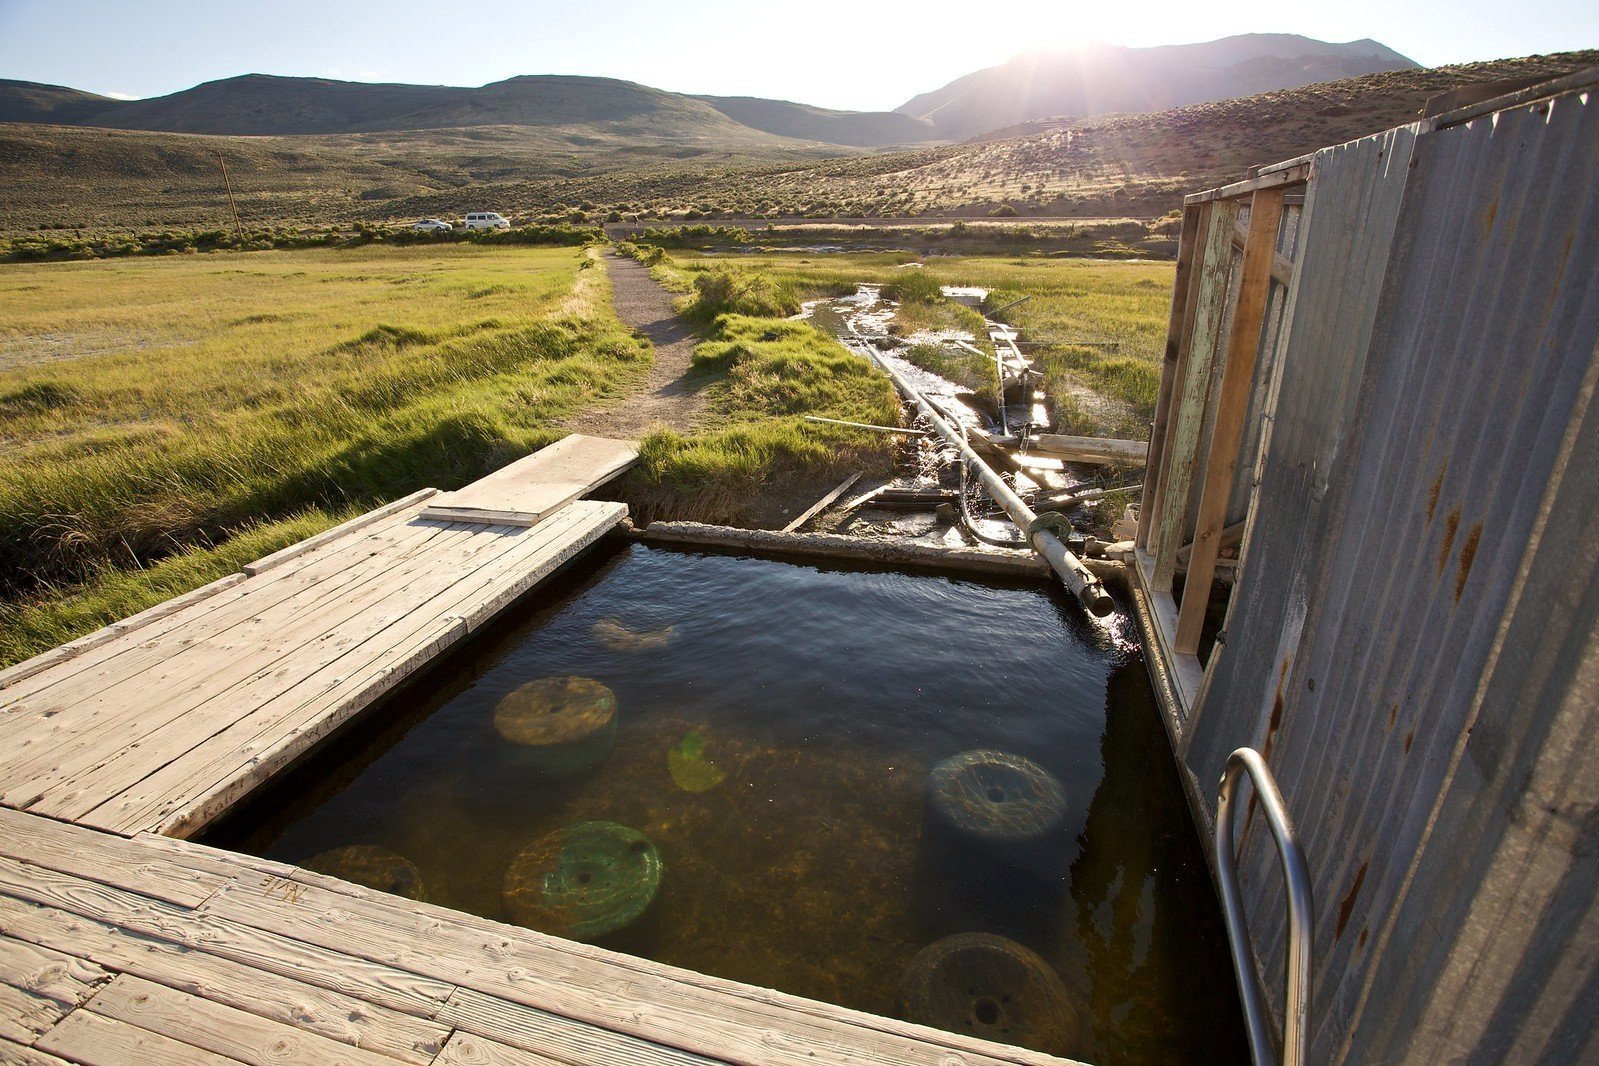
1, 0, 1595, 111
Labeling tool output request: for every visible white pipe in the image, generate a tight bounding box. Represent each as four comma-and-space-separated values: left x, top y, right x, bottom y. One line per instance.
855, 341, 1114, 616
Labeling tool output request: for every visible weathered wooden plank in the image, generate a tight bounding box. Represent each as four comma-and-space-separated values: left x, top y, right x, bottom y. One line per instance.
421, 435, 637, 526
439, 987, 718, 1066
201, 871, 1068, 1066
0, 897, 447, 1064
1137, 203, 1202, 551
1184, 161, 1310, 205
25, 518, 501, 821
0, 1037, 74, 1065
244, 489, 441, 576
34, 1008, 240, 1066
96, 503, 624, 838
432, 1032, 568, 1066
0, 574, 247, 695
0, 934, 109, 1043
1175, 187, 1286, 654
1025, 434, 1147, 464
781, 472, 862, 533
88, 974, 401, 1066
0, 860, 454, 1019
3, 518, 471, 809
0, 500, 434, 711
1151, 200, 1241, 592
0, 808, 226, 909
0, 515, 446, 792
264, 859, 1079, 1066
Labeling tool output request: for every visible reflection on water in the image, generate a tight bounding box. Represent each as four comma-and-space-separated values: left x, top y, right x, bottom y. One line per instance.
208, 543, 1245, 1064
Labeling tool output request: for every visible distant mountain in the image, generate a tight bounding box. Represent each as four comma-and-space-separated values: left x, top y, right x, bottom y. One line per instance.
0, 73, 806, 145
0, 80, 121, 125
0, 34, 1419, 149
895, 33, 1418, 140
693, 96, 934, 148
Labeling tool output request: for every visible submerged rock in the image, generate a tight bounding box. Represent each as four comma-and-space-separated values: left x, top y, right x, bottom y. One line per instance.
898, 932, 1079, 1056
926, 749, 1068, 844
493, 676, 617, 778
592, 618, 675, 652
503, 821, 663, 940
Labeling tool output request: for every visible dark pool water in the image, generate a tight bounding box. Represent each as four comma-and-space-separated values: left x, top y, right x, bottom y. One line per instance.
208, 542, 1246, 1064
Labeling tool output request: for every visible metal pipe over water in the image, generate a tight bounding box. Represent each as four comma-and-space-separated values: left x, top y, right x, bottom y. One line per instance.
855, 340, 1114, 616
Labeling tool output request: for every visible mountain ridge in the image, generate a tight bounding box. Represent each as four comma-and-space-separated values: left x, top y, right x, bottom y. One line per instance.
0, 33, 1418, 147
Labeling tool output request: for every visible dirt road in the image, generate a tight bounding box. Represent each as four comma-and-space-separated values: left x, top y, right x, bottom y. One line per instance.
564, 253, 708, 440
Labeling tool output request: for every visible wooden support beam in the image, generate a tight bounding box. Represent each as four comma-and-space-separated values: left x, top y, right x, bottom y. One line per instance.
1024, 434, 1148, 464
781, 472, 863, 533
1176, 520, 1246, 565
1151, 199, 1241, 592
1137, 203, 1202, 552
1174, 186, 1286, 654
1184, 160, 1309, 205
1231, 218, 1296, 286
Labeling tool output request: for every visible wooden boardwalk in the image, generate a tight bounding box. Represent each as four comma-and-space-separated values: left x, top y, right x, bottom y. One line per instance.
0, 433, 1080, 1065
0, 435, 640, 840
0, 807, 1074, 1066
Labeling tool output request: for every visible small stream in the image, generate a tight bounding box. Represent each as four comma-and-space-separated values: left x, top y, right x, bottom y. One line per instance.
794, 283, 1097, 544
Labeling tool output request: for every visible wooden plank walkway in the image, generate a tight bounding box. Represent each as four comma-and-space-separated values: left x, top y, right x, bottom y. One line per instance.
0, 808, 1079, 1066
0, 437, 635, 839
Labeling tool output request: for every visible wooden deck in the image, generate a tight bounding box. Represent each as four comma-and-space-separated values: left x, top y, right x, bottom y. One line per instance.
0, 807, 1076, 1066
0, 437, 642, 840
0, 433, 1081, 1065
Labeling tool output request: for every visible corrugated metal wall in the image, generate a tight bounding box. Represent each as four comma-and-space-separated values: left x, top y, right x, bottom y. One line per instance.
1179, 76, 1599, 1061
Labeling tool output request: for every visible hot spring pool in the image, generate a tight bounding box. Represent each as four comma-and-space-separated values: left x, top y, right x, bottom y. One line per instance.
207, 541, 1246, 1063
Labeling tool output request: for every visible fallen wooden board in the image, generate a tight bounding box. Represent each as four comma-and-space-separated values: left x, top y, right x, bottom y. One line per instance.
421, 435, 636, 526
782, 472, 863, 533
1025, 434, 1148, 464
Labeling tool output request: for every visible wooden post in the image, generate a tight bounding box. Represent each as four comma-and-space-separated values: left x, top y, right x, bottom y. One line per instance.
216, 151, 244, 240
1174, 187, 1286, 653
1137, 204, 1202, 551
1151, 200, 1241, 592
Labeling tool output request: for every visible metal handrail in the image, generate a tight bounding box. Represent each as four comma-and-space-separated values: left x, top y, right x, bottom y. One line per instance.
1216, 747, 1313, 1066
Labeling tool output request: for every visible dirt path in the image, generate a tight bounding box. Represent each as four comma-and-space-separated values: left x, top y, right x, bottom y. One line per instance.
564, 252, 709, 440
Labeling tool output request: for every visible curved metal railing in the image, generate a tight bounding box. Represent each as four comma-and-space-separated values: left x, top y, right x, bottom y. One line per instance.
1216, 747, 1313, 1066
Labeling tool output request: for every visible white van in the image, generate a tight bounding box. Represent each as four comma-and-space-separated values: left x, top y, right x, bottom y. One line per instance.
464, 212, 511, 231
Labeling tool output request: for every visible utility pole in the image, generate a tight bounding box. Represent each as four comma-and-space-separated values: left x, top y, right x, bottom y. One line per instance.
215, 151, 244, 240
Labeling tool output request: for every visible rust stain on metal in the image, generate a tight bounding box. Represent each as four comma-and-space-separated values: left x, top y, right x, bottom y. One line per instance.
1404, 731, 1415, 754
1438, 506, 1461, 576
1456, 522, 1483, 602
1387, 702, 1399, 730
1336, 860, 1370, 939
1426, 464, 1448, 521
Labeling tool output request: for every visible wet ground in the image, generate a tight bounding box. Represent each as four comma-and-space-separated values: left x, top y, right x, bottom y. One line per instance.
210, 542, 1246, 1064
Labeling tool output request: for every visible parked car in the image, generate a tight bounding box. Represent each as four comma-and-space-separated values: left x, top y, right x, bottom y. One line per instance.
464, 212, 511, 231
412, 218, 452, 232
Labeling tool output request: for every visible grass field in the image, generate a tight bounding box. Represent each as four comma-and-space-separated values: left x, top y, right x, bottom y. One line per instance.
668, 251, 1175, 436
0, 244, 650, 662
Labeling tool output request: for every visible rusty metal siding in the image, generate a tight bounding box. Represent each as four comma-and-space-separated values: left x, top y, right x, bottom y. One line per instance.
1186, 123, 1422, 793
1179, 73, 1599, 1062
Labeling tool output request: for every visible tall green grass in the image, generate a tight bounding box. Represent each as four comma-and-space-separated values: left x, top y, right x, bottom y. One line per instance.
673, 251, 1173, 436
0, 245, 649, 597
624, 314, 902, 524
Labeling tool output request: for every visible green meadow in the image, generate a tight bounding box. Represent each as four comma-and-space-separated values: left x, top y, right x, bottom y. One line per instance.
668, 251, 1175, 435
0, 245, 650, 662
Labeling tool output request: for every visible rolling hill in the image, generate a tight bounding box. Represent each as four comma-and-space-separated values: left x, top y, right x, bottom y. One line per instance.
693, 96, 935, 148
895, 34, 1418, 140
0, 33, 1417, 149
2, 49, 1592, 236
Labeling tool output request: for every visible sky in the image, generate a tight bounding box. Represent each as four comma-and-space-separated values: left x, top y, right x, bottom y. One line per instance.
1, 0, 1595, 112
